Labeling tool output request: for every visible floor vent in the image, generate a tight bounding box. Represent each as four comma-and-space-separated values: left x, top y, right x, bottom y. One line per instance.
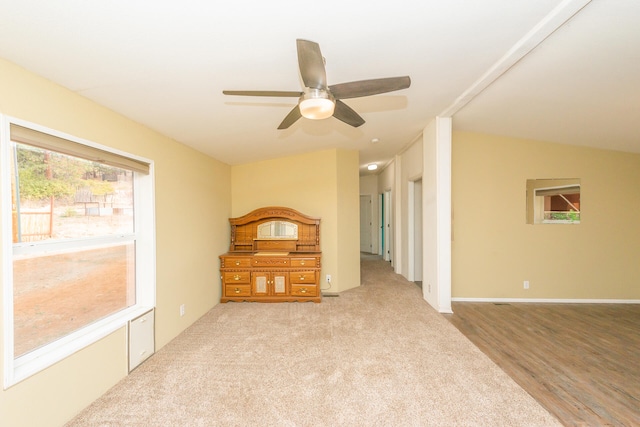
322, 293, 340, 297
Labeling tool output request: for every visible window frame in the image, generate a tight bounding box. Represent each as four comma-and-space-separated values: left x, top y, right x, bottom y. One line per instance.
1, 116, 156, 388
526, 178, 581, 225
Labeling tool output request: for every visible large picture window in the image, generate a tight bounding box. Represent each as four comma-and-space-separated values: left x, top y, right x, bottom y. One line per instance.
2, 117, 155, 387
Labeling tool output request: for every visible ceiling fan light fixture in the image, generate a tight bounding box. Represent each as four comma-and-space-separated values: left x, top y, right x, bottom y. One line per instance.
300, 88, 335, 120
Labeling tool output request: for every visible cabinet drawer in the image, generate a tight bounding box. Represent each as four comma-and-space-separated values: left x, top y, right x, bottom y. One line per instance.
252, 257, 289, 267
224, 271, 250, 283
291, 271, 316, 283
224, 257, 252, 268
225, 284, 251, 297
290, 258, 317, 268
291, 284, 318, 297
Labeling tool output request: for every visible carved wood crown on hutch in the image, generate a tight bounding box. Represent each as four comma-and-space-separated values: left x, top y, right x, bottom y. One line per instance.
228, 206, 320, 253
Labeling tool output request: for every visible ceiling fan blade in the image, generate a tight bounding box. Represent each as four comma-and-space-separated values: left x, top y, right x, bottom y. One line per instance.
296, 39, 327, 89
223, 90, 303, 97
277, 105, 302, 129
329, 76, 411, 99
332, 100, 365, 127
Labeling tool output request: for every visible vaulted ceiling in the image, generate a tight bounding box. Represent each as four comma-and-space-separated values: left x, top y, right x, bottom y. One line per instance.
1, 1, 638, 174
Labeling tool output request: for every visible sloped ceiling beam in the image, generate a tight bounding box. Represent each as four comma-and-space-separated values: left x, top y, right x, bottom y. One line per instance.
440, 0, 592, 117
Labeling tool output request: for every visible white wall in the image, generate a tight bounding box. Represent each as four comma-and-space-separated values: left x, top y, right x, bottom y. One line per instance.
398, 139, 423, 277
421, 118, 452, 313
387, 118, 452, 314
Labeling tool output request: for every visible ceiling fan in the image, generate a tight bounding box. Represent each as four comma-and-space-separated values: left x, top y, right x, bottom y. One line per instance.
223, 39, 411, 129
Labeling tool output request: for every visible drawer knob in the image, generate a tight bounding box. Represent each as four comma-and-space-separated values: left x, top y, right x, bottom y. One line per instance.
300, 261, 305, 265
299, 276, 305, 281
234, 288, 241, 294
233, 275, 241, 281
300, 288, 307, 294
235, 261, 241, 266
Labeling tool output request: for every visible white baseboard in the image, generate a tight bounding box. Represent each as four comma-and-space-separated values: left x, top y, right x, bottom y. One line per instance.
451, 297, 640, 304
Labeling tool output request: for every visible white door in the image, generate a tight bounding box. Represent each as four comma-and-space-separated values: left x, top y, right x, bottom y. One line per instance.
383, 190, 391, 261
360, 195, 372, 253
414, 179, 423, 281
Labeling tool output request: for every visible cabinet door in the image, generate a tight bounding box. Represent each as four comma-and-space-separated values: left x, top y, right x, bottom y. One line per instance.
272, 272, 289, 296
252, 272, 289, 296
129, 309, 154, 371
253, 272, 270, 296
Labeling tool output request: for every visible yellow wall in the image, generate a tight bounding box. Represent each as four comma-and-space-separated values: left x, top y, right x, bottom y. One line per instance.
452, 131, 640, 299
231, 149, 361, 293
0, 58, 231, 426
335, 150, 361, 290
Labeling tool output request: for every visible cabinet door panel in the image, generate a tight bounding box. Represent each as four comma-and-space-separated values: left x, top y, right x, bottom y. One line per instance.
253, 273, 269, 296
129, 309, 155, 371
273, 272, 289, 295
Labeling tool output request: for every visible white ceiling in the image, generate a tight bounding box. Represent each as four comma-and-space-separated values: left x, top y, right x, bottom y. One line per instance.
0, 1, 638, 175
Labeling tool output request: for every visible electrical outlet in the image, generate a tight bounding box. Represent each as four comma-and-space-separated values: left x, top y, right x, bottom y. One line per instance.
523, 280, 529, 290
326, 274, 331, 283
179, 304, 185, 316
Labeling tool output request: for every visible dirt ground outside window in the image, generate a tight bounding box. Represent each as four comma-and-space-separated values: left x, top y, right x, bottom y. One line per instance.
12, 214, 132, 357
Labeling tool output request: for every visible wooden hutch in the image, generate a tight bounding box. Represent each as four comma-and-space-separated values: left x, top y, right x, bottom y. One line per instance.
219, 206, 321, 303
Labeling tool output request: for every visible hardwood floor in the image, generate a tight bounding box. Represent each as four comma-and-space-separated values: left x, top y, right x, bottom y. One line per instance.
444, 303, 640, 427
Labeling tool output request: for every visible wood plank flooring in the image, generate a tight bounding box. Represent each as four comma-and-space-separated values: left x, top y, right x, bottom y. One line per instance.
443, 303, 640, 427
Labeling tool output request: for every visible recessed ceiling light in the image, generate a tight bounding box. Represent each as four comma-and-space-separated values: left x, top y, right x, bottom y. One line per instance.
367, 164, 378, 171
371, 138, 380, 144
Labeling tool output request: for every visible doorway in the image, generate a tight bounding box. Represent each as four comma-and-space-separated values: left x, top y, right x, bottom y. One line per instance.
359, 195, 372, 253
380, 190, 391, 262
408, 179, 423, 283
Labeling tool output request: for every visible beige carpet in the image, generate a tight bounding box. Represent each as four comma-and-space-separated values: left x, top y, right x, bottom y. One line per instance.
67, 256, 560, 426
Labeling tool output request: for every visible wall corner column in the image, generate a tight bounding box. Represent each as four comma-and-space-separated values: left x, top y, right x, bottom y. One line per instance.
422, 117, 452, 313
